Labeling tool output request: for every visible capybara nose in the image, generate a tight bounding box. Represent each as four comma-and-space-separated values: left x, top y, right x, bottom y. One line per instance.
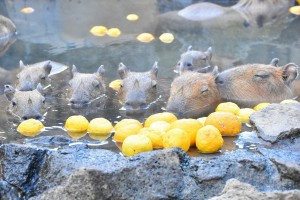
215, 76, 224, 86
125, 100, 147, 110
22, 115, 42, 121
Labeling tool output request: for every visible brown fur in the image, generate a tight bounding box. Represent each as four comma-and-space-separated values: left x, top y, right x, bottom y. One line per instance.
4, 84, 46, 120
68, 65, 105, 108
216, 60, 298, 107
167, 69, 221, 118
118, 62, 158, 111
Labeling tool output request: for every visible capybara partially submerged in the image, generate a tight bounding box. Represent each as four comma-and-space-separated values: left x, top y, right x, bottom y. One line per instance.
175, 46, 212, 75
4, 84, 46, 120
117, 62, 159, 112
215, 58, 298, 107
167, 66, 221, 118
68, 65, 106, 108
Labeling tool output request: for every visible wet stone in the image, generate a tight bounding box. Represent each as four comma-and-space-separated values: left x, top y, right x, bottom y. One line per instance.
0, 179, 21, 200
250, 103, 300, 143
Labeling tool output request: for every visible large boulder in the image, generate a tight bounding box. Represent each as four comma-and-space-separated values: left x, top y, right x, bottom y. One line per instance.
250, 103, 300, 143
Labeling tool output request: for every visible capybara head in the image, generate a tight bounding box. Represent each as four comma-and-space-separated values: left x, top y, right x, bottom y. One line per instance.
68, 65, 106, 108
175, 46, 212, 75
167, 66, 221, 118
118, 62, 158, 112
16, 60, 52, 91
4, 84, 46, 120
215, 58, 298, 107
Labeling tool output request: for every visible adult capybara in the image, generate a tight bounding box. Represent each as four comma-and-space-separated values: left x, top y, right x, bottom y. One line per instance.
167, 66, 221, 118
117, 62, 159, 112
215, 58, 298, 107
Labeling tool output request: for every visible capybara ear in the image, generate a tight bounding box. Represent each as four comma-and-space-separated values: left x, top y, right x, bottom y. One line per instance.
96, 65, 105, 77
204, 47, 212, 61
72, 65, 78, 76
36, 83, 44, 95
43, 61, 52, 75
150, 61, 158, 79
187, 45, 193, 52
19, 60, 26, 68
282, 63, 298, 85
4, 85, 15, 101
118, 63, 128, 79
211, 66, 219, 77
270, 58, 279, 67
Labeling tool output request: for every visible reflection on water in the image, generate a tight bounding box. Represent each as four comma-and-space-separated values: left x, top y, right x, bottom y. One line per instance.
0, 0, 299, 156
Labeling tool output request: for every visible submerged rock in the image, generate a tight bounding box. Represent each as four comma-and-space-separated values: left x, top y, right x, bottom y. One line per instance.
210, 179, 300, 200
0, 179, 21, 200
250, 103, 300, 143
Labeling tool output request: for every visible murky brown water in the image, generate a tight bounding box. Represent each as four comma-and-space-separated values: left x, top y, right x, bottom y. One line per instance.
0, 0, 299, 155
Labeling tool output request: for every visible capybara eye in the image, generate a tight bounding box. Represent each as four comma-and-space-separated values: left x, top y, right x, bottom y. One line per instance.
40, 75, 46, 80
177, 62, 180, 66
186, 63, 192, 67
12, 101, 17, 106
255, 74, 269, 79
42, 99, 45, 104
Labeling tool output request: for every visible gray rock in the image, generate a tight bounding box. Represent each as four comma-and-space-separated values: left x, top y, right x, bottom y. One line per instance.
0, 179, 21, 200
210, 179, 300, 200
250, 103, 300, 143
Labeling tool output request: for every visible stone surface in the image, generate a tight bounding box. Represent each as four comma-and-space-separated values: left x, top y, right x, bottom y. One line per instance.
250, 103, 300, 143
0, 179, 20, 200
210, 179, 300, 200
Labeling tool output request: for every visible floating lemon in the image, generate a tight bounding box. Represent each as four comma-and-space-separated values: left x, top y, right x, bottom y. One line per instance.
196, 125, 223, 153
149, 121, 171, 133
114, 123, 142, 142
237, 108, 255, 123
20, 7, 34, 14
216, 102, 240, 115
136, 33, 155, 43
90, 26, 107, 36
67, 132, 86, 140
280, 99, 298, 104
65, 115, 89, 133
138, 128, 163, 149
159, 33, 174, 43
126, 14, 139, 21
205, 112, 241, 136
289, 6, 300, 15
109, 79, 122, 91
144, 112, 177, 127
87, 118, 113, 135
89, 133, 110, 142
253, 103, 270, 111
169, 119, 202, 146
122, 134, 153, 156
17, 119, 44, 136
163, 128, 190, 152
197, 117, 207, 126
114, 119, 143, 131
107, 28, 121, 37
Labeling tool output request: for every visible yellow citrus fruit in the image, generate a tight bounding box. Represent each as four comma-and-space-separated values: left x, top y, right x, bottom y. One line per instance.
113, 123, 142, 142
205, 112, 241, 136
159, 33, 174, 43
126, 14, 139, 21
17, 119, 44, 136
109, 79, 122, 91
67, 132, 86, 140
163, 128, 190, 152
280, 99, 299, 104
149, 121, 171, 133
197, 117, 207, 126
196, 125, 223, 153
138, 128, 163, 149
237, 108, 255, 123
136, 33, 155, 43
169, 119, 202, 146
89, 133, 110, 142
89, 26, 107, 36
20, 7, 34, 14
289, 6, 300, 15
253, 103, 270, 111
65, 115, 89, 133
144, 112, 177, 127
122, 135, 153, 156
107, 28, 121, 37
87, 118, 113, 135
216, 102, 240, 115
114, 119, 143, 131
